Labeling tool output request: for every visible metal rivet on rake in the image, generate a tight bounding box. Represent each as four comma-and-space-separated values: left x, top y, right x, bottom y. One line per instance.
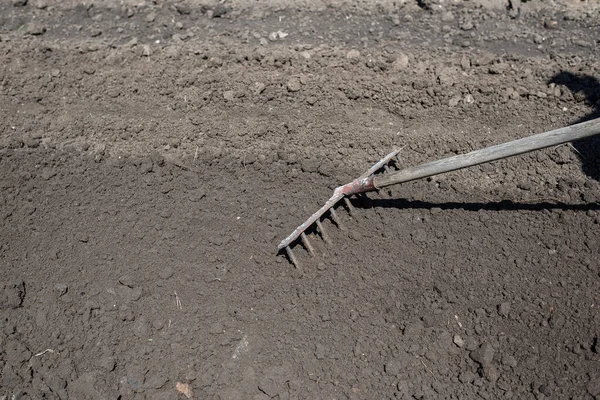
329, 208, 346, 231
315, 220, 331, 245
300, 232, 315, 256
285, 246, 300, 269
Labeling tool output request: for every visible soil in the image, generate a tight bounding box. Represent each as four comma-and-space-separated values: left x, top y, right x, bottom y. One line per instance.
1, 0, 600, 399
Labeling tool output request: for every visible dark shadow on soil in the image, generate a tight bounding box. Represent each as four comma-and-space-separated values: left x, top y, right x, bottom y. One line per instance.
550, 71, 600, 181
355, 198, 600, 212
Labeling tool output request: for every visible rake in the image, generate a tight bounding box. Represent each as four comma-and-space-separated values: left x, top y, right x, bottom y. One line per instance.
278, 117, 600, 267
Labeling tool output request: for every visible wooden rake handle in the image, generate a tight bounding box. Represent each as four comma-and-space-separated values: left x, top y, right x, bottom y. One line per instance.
371, 117, 600, 190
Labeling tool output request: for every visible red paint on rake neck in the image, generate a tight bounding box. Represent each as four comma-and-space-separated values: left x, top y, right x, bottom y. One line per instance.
338, 175, 377, 196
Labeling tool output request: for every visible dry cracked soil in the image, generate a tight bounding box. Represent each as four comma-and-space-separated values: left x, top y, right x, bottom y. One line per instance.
1, 0, 600, 399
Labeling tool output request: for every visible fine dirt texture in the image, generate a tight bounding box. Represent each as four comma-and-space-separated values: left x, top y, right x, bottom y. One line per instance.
1, 0, 600, 399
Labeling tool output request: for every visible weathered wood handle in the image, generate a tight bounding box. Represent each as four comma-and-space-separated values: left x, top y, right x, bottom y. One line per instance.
373, 117, 600, 189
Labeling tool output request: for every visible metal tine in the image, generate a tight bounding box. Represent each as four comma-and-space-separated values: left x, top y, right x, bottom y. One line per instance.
343, 197, 356, 218
285, 246, 300, 269
315, 220, 331, 245
384, 165, 391, 173
329, 208, 346, 231
300, 232, 315, 257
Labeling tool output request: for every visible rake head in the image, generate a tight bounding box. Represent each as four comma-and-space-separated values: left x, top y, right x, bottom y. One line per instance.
278, 149, 401, 267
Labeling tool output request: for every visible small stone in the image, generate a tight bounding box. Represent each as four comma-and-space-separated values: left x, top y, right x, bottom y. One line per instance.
286, 78, 301, 92
209, 322, 223, 334
502, 354, 517, 368
174, 3, 191, 15
574, 39, 591, 48
119, 275, 135, 288
141, 45, 152, 57
0, 281, 26, 309
30, 0, 47, 9
385, 360, 402, 376
403, 320, 424, 337
460, 21, 474, 31
460, 54, 470, 70
441, 11, 454, 22
306, 96, 317, 105
24, 135, 41, 148
470, 342, 494, 368
459, 370, 477, 384
97, 356, 116, 372
223, 90, 235, 101
132, 317, 151, 338
125, 37, 138, 47
498, 302, 511, 317
588, 373, 600, 397
176, 382, 193, 399
140, 158, 153, 173
145, 13, 156, 23
54, 283, 68, 296
489, 63, 508, 75
464, 94, 474, 104
159, 267, 174, 280
299, 51, 311, 59
268, 32, 278, 41
12, 0, 27, 6
484, 365, 499, 383
533, 34, 544, 44
449, 96, 461, 107
544, 20, 559, 29
437, 66, 458, 86
41, 167, 57, 180
453, 335, 465, 348
257, 376, 279, 397
346, 49, 361, 59
24, 22, 46, 35
315, 343, 327, 360
392, 53, 409, 70
146, 374, 169, 389
211, 5, 228, 18
539, 384, 552, 397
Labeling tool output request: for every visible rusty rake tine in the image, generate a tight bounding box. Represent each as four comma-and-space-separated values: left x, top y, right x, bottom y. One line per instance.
285, 246, 300, 269
343, 197, 356, 218
300, 232, 315, 256
329, 208, 346, 231
315, 220, 331, 245
277, 149, 404, 263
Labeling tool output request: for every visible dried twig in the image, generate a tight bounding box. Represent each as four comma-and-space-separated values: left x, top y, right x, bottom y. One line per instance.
174, 291, 182, 310
33, 349, 55, 357
420, 359, 434, 376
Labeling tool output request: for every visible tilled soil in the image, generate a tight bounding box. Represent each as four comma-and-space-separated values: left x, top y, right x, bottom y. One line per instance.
1, 0, 600, 399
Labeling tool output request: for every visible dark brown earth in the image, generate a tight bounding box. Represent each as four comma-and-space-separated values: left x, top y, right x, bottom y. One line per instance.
1, 0, 600, 399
